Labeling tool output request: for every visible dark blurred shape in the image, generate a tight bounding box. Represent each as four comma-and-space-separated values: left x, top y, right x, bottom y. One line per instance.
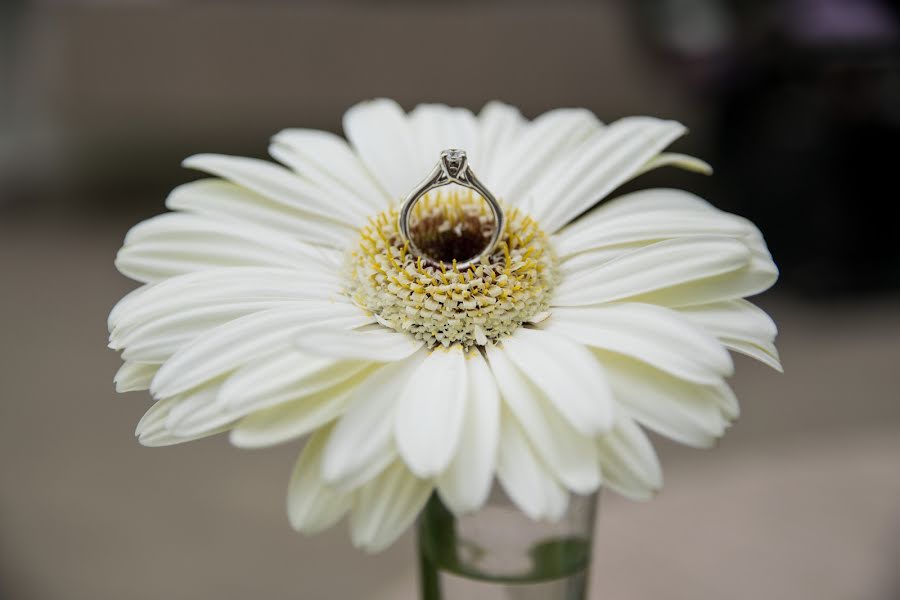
0, 0, 27, 198
784, 0, 899, 44
636, 0, 900, 295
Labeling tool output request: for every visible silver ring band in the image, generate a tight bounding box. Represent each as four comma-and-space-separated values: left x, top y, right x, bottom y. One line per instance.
398, 149, 505, 270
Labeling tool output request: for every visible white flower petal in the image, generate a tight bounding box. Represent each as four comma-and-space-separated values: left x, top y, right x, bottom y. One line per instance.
561, 202, 779, 308
229, 375, 363, 448
639, 253, 779, 308
136, 393, 233, 447
553, 187, 730, 276
726, 212, 774, 258
107, 283, 153, 333
496, 408, 570, 522
533, 117, 688, 233
166, 179, 357, 248
395, 345, 468, 479
116, 213, 340, 283
287, 428, 353, 535
486, 344, 600, 494
596, 416, 662, 500
117, 300, 297, 362
543, 304, 733, 385
409, 104, 478, 167
492, 108, 600, 209
500, 328, 615, 435
600, 353, 731, 447
713, 381, 740, 421
321, 353, 426, 490
218, 351, 373, 416
150, 304, 370, 398
295, 327, 425, 363
561, 186, 715, 241
475, 101, 525, 189
114, 361, 159, 393
678, 299, 781, 371
633, 152, 713, 178
164, 380, 236, 437
183, 154, 366, 227
552, 236, 752, 307
558, 244, 644, 279
135, 397, 176, 438
229, 391, 346, 449
553, 189, 751, 258
343, 98, 427, 201
718, 339, 782, 372
257, 158, 371, 226
110, 266, 342, 338
270, 128, 389, 212
436, 350, 500, 515
350, 461, 433, 553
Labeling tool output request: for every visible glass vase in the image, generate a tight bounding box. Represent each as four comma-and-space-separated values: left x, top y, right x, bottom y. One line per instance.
416, 486, 599, 600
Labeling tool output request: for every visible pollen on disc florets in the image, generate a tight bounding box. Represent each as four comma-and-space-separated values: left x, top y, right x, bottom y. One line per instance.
347, 189, 557, 349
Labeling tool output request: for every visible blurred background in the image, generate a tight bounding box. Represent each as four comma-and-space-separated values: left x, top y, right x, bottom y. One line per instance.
1, 0, 899, 598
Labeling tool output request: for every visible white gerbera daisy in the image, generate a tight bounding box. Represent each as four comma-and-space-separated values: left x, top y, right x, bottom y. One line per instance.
110, 99, 780, 552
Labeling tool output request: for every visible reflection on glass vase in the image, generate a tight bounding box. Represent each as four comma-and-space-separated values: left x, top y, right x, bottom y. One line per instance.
417, 485, 599, 600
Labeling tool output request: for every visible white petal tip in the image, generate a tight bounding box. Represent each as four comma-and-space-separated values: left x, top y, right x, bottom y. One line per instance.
228, 429, 269, 449
766, 351, 784, 372
181, 153, 219, 170
288, 518, 332, 537
397, 445, 454, 481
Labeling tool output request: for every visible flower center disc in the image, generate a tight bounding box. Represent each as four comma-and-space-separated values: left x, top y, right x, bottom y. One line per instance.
347, 189, 557, 349
408, 186, 496, 266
